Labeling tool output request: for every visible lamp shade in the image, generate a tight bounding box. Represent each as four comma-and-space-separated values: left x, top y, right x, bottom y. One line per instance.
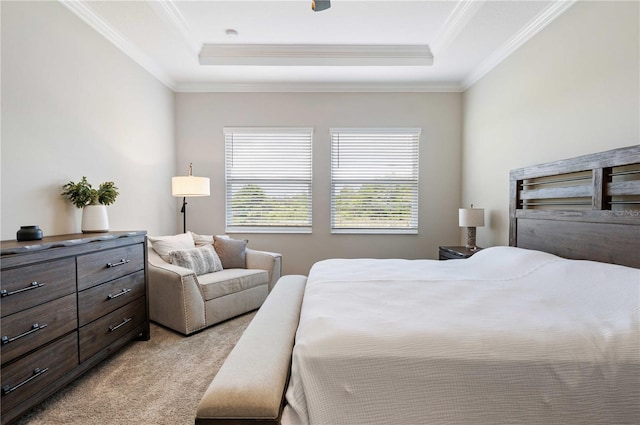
171, 176, 210, 197
459, 208, 484, 227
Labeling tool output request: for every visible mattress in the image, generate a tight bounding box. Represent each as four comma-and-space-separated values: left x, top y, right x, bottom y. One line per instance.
282, 247, 640, 425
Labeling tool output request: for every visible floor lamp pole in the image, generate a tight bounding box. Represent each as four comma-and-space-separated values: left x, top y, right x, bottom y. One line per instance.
180, 197, 187, 233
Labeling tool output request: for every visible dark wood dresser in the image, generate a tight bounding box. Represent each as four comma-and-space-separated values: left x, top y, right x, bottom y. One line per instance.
0, 231, 149, 424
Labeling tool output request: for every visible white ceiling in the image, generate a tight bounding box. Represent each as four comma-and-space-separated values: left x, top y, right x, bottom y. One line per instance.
61, 0, 576, 92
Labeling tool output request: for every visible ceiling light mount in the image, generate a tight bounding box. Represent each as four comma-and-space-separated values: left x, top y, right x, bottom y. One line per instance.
312, 0, 330, 12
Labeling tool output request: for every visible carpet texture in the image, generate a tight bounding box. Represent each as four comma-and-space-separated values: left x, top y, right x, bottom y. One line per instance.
14, 312, 255, 425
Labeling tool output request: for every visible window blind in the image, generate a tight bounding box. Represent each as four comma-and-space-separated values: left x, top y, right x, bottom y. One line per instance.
224, 127, 313, 233
330, 128, 420, 234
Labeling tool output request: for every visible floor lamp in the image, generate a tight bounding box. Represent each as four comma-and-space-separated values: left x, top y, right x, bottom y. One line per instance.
459, 204, 484, 250
172, 163, 210, 233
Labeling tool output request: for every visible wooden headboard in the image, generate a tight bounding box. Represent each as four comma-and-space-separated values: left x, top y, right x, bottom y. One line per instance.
509, 145, 640, 268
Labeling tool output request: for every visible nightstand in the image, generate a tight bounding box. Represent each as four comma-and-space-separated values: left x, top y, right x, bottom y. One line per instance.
439, 246, 482, 260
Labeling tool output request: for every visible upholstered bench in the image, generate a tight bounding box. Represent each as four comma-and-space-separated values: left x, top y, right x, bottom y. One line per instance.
195, 274, 307, 425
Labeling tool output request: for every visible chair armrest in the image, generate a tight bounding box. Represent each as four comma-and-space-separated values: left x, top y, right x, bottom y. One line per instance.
246, 249, 282, 292
147, 248, 207, 334
147, 247, 197, 277
150, 259, 197, 277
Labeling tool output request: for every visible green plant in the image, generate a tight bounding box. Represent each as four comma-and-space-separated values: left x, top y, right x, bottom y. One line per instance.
61, 177, 119, 208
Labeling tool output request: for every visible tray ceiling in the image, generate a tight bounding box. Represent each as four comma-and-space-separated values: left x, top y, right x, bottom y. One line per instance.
60, 0, 576, 92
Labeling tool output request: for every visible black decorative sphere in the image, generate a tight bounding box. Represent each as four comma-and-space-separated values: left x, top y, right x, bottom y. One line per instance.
17, 225, 43, 241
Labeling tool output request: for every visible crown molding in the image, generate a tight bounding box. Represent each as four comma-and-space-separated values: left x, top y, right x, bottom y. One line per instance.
174, 81, 463, 93
431, 0, 485, 54
58, 0, 575, 94
146, 0, 201, 54
58, 0, 176, 90
462, 0, 577, 90
199, 44, 434, 67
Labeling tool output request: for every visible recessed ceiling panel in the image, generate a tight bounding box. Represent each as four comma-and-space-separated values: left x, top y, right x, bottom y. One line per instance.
67, 0, 575, 91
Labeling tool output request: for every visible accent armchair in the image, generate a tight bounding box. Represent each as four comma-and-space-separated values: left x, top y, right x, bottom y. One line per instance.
147, 235, 281, 335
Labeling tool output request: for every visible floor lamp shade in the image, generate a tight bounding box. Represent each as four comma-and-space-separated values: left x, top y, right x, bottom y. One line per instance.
172, 164, 210, 233
171, 176, 210, 197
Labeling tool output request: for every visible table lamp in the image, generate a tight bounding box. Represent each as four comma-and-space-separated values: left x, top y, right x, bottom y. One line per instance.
459, 204, 484, 250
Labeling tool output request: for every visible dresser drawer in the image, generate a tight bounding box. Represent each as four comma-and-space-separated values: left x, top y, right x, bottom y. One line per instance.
79, 297, 146, 363
77, 243, 144, 291
1, 294, 77, 365
78, 270, 145, 326
1, 332, 78, 415
1, 258, 76, 317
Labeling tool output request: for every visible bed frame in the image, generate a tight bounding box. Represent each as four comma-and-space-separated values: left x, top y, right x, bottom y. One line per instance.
198, 145, 640, 425
510, 145, 640, 268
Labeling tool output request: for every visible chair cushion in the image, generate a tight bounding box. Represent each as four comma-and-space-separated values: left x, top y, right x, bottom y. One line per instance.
198, 269, 269, 301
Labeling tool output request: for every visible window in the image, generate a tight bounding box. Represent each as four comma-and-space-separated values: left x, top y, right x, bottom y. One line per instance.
224, 127, 313, 233
330, 128, 420, 234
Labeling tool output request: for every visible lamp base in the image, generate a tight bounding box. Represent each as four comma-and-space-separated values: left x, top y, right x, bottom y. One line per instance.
465, 227, 477, 250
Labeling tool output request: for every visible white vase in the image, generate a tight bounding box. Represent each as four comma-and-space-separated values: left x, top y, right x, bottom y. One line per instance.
81, 204, 109, 233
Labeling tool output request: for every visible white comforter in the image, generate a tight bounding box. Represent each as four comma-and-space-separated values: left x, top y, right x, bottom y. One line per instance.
282, 247, 640, 425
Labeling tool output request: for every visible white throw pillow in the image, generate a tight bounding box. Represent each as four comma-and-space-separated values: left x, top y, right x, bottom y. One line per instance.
168, 245, 223, 275
148, 233, 195, 262
189, 231, 214, 247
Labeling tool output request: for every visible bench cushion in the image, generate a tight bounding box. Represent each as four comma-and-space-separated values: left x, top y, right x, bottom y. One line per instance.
196, 275, 307, 424
198, 269, 269, 301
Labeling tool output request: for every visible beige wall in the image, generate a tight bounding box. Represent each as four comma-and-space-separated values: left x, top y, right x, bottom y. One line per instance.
1, 1, 177, 240
462, 0, 640, 247
175, 92, 462, 274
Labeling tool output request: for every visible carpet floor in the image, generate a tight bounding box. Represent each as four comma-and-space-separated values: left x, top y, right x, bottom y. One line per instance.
14, 312, 255, 425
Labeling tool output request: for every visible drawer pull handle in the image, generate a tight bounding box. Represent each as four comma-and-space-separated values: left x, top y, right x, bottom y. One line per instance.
107, 288, 132, 300
2, 323, 48, 345
0, 281, 46, 297
108, 317, 132, 332
2, 367, 49, 395
106, 258, 130, 268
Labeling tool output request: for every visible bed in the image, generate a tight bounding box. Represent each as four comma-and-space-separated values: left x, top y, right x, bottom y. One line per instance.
281, 145, 640, 425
